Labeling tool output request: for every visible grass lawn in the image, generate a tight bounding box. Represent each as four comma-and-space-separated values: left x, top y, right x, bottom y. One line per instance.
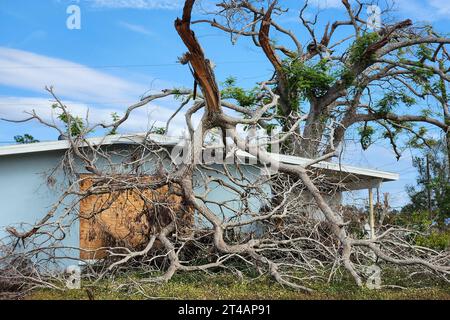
27, 272, 450, 300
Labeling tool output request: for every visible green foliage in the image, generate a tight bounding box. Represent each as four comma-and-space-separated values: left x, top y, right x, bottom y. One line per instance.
108, 112, 120, 135
283, 59, 336, 101
14, 134, 39, 144
150, 127, 166, 135
392, 210, 449, 250
172, 87, 189, 100
52, 103, 85, 137
402, 143, 450, 225
376, 91, 416, 116
59, 113, 85, 136
111, 112, 120, 122
220, 77, 284, 139
408, 126, 438, 149
410, 67, 435, 93
415, 230, 450, 251
420, 109, 433, 118
415, 44, 434, 61
348, 32, 381, 65
436, 60, 449, 104
393, 210, 433, 232
221, 77, 258, 108
339, 68, 356, 87
358, 124, 375, 150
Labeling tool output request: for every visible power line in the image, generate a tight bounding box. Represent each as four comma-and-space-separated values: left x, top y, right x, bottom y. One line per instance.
0, 60, 267, 70
0, 63, 179, 70
0, 100, 138, 106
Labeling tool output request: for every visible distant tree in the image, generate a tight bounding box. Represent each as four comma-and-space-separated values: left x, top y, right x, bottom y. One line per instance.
402, 142, 450, 225
14, 134, 39, 144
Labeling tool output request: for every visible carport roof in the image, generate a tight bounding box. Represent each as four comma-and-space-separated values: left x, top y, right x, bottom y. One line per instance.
0, 133, 399, 189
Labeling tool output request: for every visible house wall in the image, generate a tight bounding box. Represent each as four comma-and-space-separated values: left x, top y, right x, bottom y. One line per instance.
0, 150, 80, 266
0, 146, 348, 269
193, 164, 271, 232
301, 192, 343, 221
0, 147, 273, 267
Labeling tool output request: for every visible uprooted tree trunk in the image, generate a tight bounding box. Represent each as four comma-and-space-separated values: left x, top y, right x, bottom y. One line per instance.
1, 0, 449, 298
173, 0, 449, 288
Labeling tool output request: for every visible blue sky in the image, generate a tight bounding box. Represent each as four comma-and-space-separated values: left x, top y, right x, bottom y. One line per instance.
0, 0, 449, 208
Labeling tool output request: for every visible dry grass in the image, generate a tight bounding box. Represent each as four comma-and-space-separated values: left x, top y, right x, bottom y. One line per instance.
26, 272, 450, 301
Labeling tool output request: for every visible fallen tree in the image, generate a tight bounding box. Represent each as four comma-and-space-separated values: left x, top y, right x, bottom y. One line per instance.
0, 0, 449, 298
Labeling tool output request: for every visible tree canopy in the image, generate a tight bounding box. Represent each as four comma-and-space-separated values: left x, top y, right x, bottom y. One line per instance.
193, 0, 450, 161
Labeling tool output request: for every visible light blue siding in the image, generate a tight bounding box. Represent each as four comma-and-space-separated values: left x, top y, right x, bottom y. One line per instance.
0, 150, 80, 267
193, 165, 271, 232
0, 147, 270, 266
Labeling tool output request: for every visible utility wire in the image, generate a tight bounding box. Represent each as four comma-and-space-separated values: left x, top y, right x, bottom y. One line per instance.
0, 60, 266, 70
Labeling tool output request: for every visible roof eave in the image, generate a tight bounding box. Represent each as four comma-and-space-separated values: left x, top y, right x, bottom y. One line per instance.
0, 133, 400, 182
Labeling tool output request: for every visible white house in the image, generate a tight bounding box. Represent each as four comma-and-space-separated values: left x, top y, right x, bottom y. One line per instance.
0, 133, 399, 262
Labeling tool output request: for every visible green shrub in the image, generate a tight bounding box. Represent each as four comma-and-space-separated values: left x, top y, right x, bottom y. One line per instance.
415, 230, 450, 251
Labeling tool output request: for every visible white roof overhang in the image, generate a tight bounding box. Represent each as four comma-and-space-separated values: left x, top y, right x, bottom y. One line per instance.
0, 133, 399, 190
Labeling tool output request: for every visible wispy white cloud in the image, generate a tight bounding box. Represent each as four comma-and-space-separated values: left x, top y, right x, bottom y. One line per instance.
0, 95, 192, 136
428, 0, 450, 15
0, 48, 194, 135
86, 0, 449, 22
87, 0, 184, 10
0, 96, 119, 128
0, 47, 148, 103
307, 0, 449, 22
84, 0, 215, 12
392, 0, 450, 22
118, 21, 154, 36
309, 0, 343, 9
